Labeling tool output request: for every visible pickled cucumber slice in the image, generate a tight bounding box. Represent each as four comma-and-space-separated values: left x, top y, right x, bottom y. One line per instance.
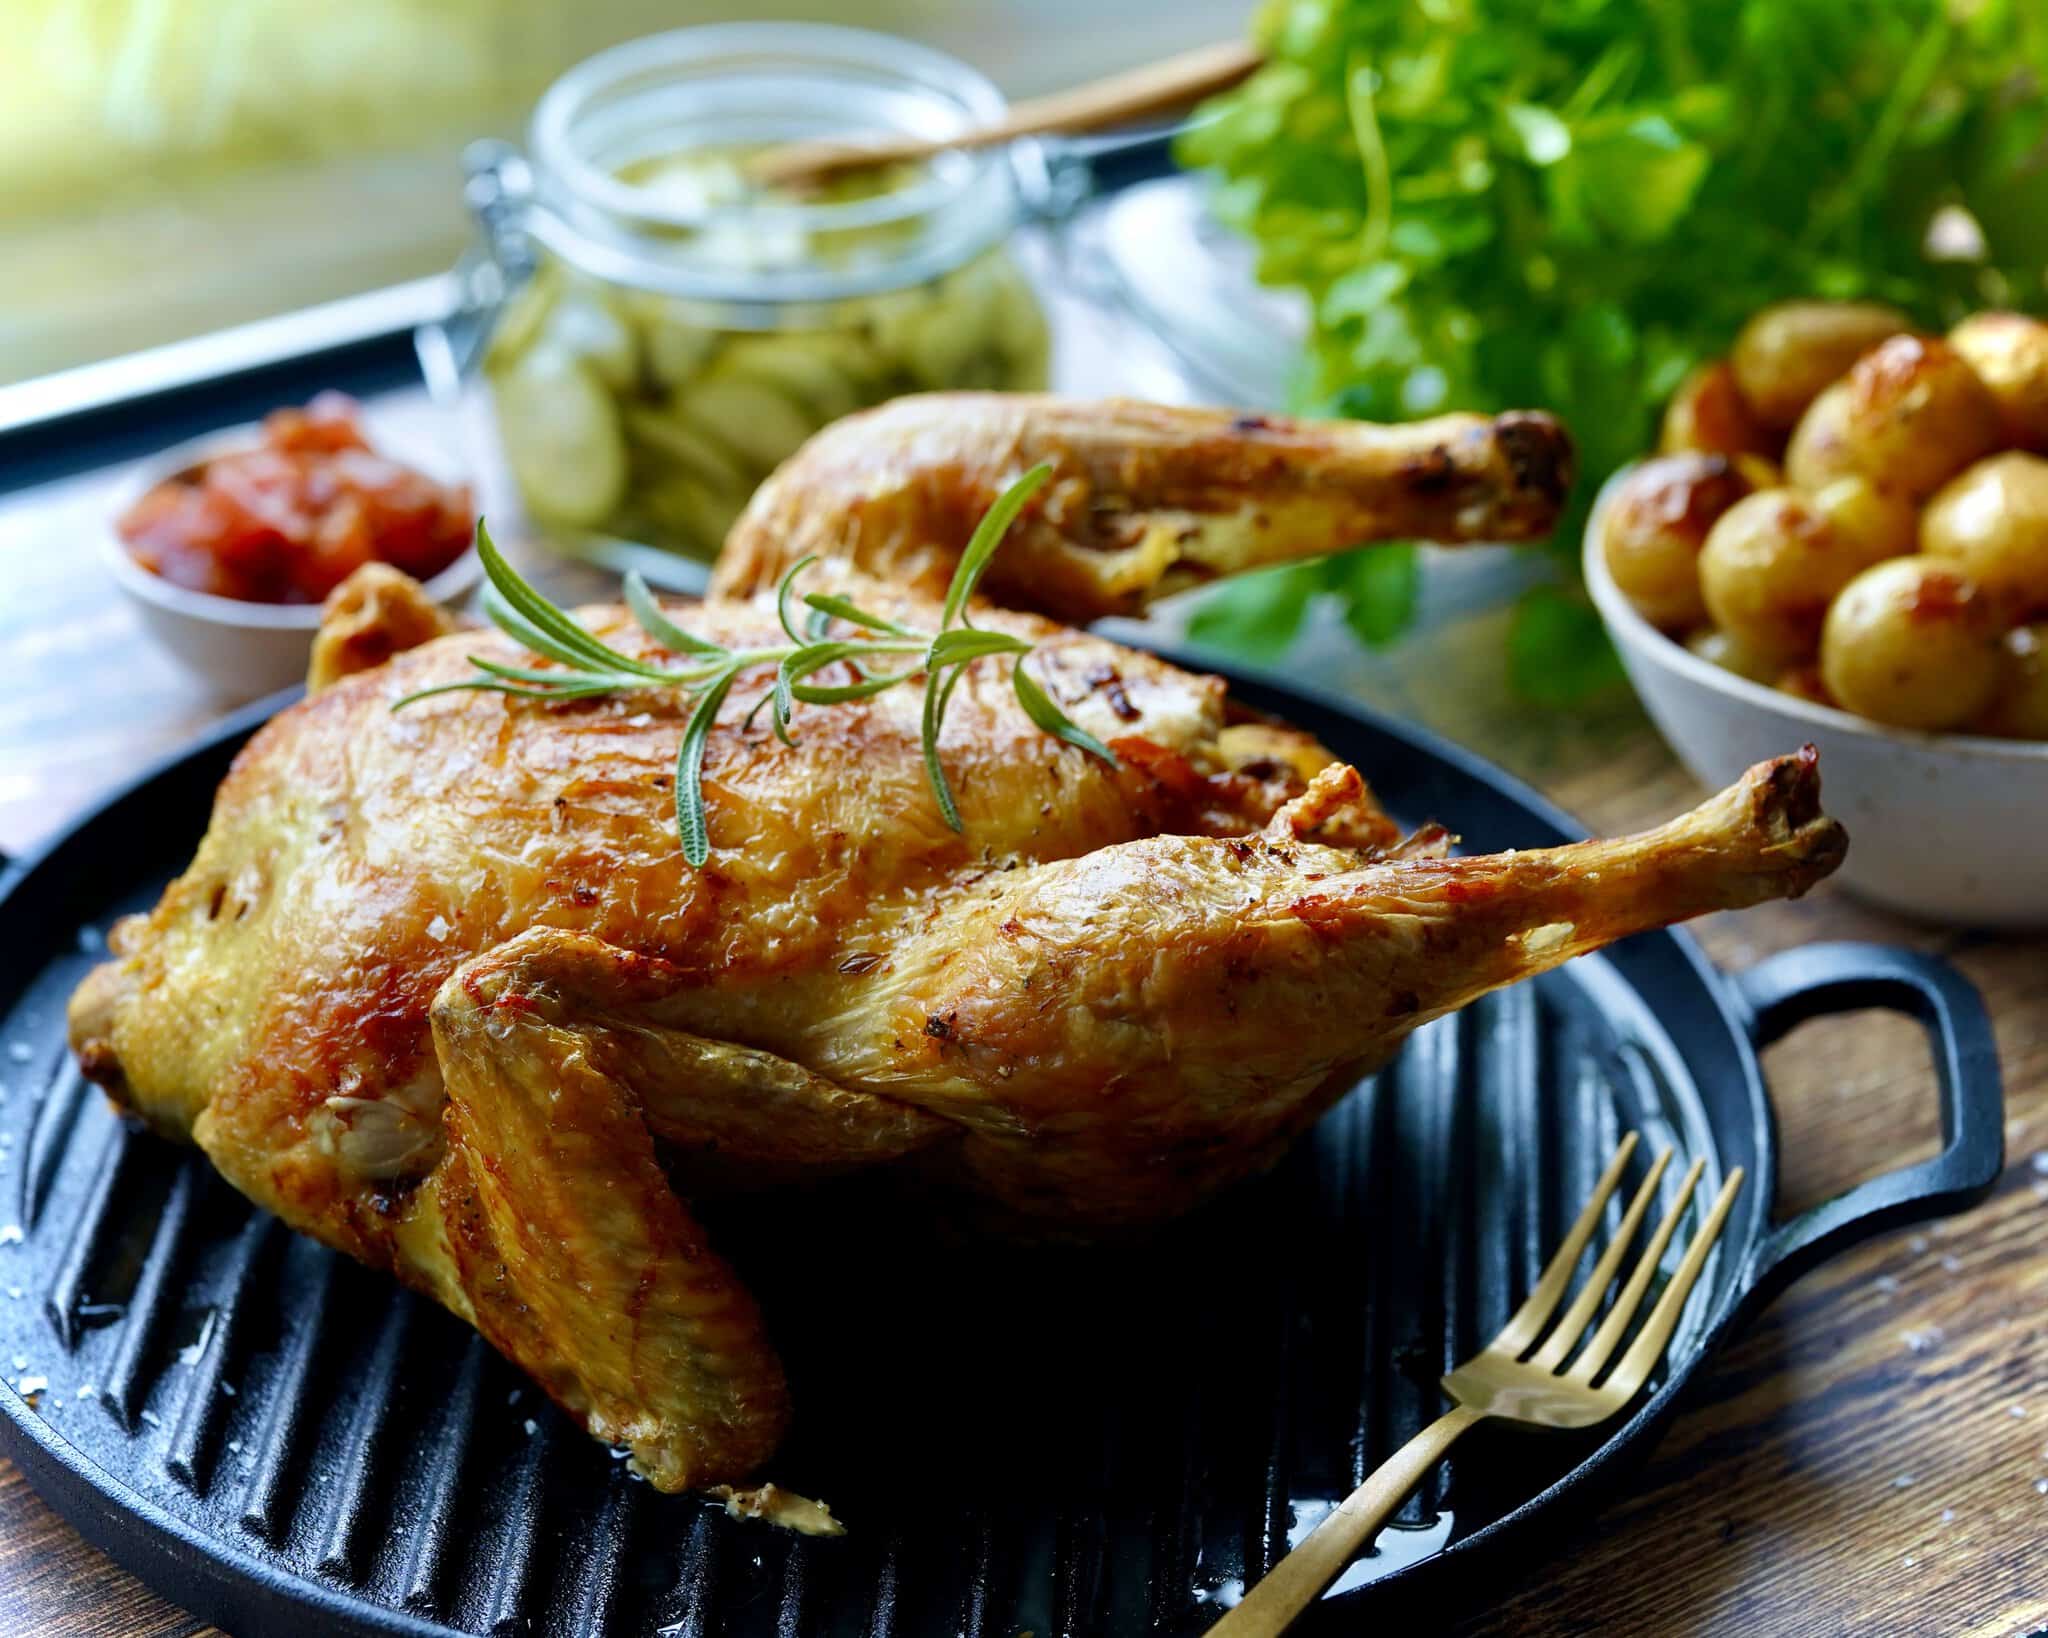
989, 264, 1052, 388
642, 474, 747, 553
494, 352, 628, 528
624, 408, 749, 494
710, 334, 865, 424
674, 378, 817, 473
640, 314, 722, 389
901, 264, 1002, 389
485, 266, 560, 370
540, 292, 638, 391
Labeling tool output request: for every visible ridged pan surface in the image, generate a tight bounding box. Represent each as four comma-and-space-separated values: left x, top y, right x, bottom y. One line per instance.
0, 669, 1766, 1636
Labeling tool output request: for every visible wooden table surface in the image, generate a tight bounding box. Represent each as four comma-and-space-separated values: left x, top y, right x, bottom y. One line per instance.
3, 403, 2045, 1638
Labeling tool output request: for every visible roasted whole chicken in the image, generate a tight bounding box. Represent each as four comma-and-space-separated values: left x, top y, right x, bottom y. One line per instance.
69, 396, 1844, 1503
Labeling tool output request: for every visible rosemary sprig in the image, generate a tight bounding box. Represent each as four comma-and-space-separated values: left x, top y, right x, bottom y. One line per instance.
392, 464, 1117, 866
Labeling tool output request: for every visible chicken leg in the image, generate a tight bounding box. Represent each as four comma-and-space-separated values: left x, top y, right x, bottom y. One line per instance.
712, 394, 1575, 621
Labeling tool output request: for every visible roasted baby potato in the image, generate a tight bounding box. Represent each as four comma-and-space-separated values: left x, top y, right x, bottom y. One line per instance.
1659, 360, 1777, 461
1598, 453, 1758, 629
1974, 623, 2048, 739
1775, 663, 1836, 709
1784, 334, 2005, 500
1921, 452, 2048, 620
1730, 299, 1910, 430
1699, 482, 1913, 664
1948, 311, 2048, 452
1820, 557, 2003, 730
1684, 626, 1779, 684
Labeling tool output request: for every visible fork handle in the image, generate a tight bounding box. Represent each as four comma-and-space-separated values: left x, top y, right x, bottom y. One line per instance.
1209, 1402, 1487, 1636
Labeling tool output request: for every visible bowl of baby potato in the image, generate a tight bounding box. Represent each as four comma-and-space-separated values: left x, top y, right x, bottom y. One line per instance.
1586, 300, 2048, 926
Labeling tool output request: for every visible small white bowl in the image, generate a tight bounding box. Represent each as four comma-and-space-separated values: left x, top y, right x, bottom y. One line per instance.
1585, 468, 2048, 927
101, 423, 481, 700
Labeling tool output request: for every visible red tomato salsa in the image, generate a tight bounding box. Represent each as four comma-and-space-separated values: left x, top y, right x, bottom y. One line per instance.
117, 394, 474, 604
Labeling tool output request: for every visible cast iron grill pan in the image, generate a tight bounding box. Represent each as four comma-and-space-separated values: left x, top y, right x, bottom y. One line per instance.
0, 663, 2002, 1636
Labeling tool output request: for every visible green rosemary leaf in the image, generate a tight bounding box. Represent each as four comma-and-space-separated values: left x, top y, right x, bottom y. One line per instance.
481, 583, 604, 673
776, 555, 820, 645
468, 655, 656, 691
920, 664, 964, 832
675, 667, 738, 867
801, 592, 919, 638
782, 639, 885, 679
770, 666, 796, 745
476, 521, 666, 680
624, 571, 724, 656
788, 669, 916, 705
781, 640, 912, 704
1012, 661, 1120, 768
927, 628, 1032, 669
388, 677, 617, 710
934, 656, 971, 724
940, 463, 1052, 633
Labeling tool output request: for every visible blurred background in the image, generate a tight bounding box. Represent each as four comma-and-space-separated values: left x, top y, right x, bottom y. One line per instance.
0, 0, 1243, 383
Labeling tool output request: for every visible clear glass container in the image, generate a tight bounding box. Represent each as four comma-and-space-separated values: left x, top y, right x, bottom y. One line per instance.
457, 24, 1051, 560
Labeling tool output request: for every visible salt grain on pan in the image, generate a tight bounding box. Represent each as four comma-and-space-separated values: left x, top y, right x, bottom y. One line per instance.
0, 1225, 23, 1246
1874, 1275, 1901, 1295
1893, 1474, 1916, 1489
523, 1418, 537, 1436
2032, 1151, 2048, 1177
1940, 1508, 1956, 1524
507, 1389, 522, 1406
76, 1384, 97, 1401
1940, 1254, 1964, 1274
1903, 1555, 1916, 1567
2036, 1480, 2048, 1497
3, 1287, 20, 1301
2012, 1405, 2029, 1419
10, 1355, 24, 1371
140, 1409, 161, 1427
17, 1375, 47, 1395
1909, 1235, 1930, 1255
77, 925, 102, 953
5, 1043, 31, 1065
221, 1382, 236, 1397
1904, 1326, 1945, 1354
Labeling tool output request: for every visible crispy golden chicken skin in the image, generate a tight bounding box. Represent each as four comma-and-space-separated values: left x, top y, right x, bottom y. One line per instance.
713, 394, 1575, 620
68, 565, 1841, 1491
69, 397, 1836, 1501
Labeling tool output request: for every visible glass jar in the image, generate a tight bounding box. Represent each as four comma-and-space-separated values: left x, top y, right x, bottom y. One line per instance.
455, 24, 1051, 561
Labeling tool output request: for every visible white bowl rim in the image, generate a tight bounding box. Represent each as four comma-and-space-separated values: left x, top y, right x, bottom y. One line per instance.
1583, 461, 2048, 766
101, 420, 481, 631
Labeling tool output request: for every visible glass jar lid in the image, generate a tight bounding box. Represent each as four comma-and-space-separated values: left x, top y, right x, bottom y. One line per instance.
517, 24, 1029, 307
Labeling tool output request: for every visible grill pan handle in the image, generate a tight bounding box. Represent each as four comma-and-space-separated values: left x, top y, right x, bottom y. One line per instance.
1733, 942, 2004, 1308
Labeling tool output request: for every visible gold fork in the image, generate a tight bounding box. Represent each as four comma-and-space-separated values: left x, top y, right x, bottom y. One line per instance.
1211, 1133, 1743, 1636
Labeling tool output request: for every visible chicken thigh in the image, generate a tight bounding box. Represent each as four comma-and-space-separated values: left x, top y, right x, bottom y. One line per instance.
70, 396, 1842, 1500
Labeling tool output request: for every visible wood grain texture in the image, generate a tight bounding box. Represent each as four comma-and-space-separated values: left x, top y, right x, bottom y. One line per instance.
4, 413, 2044, 1638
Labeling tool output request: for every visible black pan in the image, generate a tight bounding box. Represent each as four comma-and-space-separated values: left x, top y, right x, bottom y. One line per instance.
0, 660, 2003, 1637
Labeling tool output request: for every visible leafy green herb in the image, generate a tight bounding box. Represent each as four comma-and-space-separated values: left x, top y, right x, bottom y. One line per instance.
392, 467, 1117, 866
1181, 0, 2048, 693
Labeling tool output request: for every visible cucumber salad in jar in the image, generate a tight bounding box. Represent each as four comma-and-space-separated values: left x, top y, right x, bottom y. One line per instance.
473, 26, 1050, 560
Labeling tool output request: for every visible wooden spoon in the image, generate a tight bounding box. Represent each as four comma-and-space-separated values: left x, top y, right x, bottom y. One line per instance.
748, 38, 1263, 191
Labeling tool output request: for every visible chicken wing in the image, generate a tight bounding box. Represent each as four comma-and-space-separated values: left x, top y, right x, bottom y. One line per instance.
712, 394, 1575, 621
